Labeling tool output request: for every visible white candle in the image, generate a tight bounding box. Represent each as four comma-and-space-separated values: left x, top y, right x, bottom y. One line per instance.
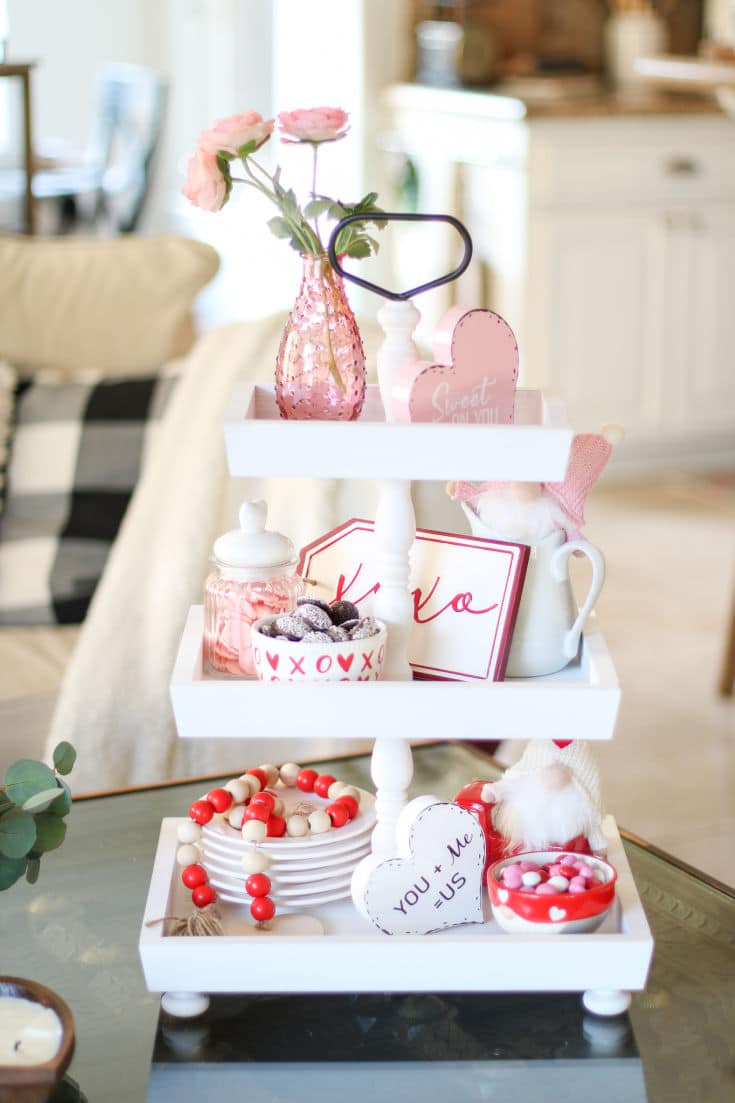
0, 996, 62, 1066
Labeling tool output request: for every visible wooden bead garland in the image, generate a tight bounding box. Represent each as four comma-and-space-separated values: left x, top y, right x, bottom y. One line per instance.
177, 763, 362, 922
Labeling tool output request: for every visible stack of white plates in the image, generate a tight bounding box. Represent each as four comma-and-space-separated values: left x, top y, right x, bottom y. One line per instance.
201, 786, 375, 910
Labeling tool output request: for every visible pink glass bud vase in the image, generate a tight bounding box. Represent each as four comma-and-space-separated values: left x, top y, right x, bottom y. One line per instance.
275, 253, 366, 420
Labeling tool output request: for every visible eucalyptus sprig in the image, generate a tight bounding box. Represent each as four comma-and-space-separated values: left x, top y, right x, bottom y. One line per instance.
0, 742, 76, 890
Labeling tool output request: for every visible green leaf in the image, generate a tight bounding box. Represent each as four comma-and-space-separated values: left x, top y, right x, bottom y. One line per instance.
268, 215, 294, 239
25, 857, 41, 885
237, 139, 258, 161
53, 742, 76, 776
0, 811, 36, 858
22, 788, 63, 814
33, 814, 67, 854
216, 154, 232, 178
304, 198, 333, 219
50, 780, 72, 818
4, 759, 58, 807
344, 238, 372, 259
0, 855, 26, 890
328, 202, 349, 221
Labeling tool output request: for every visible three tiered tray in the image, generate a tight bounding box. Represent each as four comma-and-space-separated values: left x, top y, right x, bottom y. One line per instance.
139, 382, 654, 1019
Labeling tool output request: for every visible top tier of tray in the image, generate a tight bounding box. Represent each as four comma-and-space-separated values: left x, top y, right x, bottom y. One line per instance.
223, 384, 573, 482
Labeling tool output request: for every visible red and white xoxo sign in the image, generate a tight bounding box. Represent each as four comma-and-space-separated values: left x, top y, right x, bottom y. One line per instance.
299, 520, 528, 682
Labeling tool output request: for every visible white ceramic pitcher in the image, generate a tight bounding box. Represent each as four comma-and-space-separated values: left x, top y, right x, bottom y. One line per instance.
461, 505, 605, 678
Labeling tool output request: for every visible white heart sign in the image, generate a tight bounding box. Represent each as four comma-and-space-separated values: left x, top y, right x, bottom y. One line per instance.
353, 798, 486, 935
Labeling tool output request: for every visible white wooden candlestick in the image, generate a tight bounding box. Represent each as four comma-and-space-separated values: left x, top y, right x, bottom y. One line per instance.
373, 478, 415, 681
376, 298, 421, 422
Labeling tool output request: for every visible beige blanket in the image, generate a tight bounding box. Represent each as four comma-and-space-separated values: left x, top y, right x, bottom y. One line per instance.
47, 316, 458, 792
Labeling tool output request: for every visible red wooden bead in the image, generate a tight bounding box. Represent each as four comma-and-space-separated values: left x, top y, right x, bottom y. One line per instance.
266, 814, 287, 837
192, 883, 217, 908
246, 768, 267, 790
326, 802, 350, 828
250, 895, 276, 922
244, 803, 270, 823
296, 768, 318, 792
181, 864, 208, 889
245, 873, 271, 897
207, 787, 234, 813
314, 774, 336, 798
336, 795, 359, 819
249, 791, 276, 814
189, 799, 215, 825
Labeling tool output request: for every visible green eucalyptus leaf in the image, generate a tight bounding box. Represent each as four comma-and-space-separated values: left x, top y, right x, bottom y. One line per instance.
0, 854, 26, 889
304, 198, 332, 219
52, 742, 76, 775
0, 811, 36, 858
25, 857, 41, 885
22, 788, 64, 814
268, 216, 293, 239
0, 790, 12, 815
50, 780, 72, 818
33, 814, 67, 854
4, 760, 58, 807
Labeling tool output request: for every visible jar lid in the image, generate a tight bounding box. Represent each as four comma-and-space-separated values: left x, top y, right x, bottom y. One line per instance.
213, 500, 296, 574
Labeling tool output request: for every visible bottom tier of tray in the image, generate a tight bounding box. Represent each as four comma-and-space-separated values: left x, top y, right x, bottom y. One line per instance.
140, 814, 653, 999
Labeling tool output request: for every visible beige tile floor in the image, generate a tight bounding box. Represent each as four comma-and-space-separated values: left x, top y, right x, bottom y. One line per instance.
567, 474, 734, 887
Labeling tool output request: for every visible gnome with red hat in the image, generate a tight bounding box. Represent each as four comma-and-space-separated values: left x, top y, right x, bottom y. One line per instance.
455, 739, 607, 875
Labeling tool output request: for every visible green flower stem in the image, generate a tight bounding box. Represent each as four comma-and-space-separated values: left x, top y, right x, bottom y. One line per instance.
319, 257, 346, 395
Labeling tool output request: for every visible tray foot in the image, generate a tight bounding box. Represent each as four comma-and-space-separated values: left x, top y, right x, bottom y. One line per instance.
582, 988, 631, 1017
161, 991, 210, 1019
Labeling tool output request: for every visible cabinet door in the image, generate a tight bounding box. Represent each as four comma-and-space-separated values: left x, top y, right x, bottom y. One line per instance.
526, 207, 668, 435
678, 204, 735, 430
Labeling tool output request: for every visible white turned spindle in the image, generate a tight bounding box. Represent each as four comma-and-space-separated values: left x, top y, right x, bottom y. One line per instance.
373, 479, 415, 681
370, 734, 414, 858
376, 299, 421, 422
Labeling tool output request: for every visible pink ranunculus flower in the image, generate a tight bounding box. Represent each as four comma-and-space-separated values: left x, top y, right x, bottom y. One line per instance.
182, 148, 228, 212
278, 107, 350, 143
199, 111, 274, 156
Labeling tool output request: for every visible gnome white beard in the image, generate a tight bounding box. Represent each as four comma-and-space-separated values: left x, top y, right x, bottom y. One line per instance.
472, 488, 569, 545
491, 769, 599, 852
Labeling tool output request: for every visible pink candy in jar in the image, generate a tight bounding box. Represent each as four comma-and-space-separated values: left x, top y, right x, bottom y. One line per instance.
203, 500, 304, 677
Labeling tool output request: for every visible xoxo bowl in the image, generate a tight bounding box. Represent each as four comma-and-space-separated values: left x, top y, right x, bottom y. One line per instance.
251, 616, 387, 682
487, 851, 617, 935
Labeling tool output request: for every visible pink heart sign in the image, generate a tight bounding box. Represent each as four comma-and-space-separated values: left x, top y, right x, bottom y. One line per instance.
392, 305, 519, 425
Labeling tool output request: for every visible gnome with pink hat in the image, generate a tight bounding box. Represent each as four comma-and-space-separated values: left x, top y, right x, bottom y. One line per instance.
447, 428, 621, 545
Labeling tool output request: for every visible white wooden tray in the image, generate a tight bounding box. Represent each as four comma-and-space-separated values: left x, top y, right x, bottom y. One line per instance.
223, 384, 574, 482
139, 814, 652, 997
170, 606, 620, 742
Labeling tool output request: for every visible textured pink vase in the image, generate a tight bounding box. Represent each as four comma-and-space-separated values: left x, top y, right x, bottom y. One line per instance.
275, 254, 366, 420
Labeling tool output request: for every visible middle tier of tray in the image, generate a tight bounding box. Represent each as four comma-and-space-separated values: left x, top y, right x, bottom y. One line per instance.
170, 607, 620, 742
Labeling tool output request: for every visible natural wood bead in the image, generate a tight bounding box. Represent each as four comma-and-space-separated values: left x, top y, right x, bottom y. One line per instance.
279, 763, 301, 787
242, 819, 267, 843
328, 781, 347, 800
339, 785, 361, 805
258, 764, 280, 786
238, 775, 260, 798
286, 814, 309, 837
177, 821, 202, 844
308, 809, 331, 834
228, 806, 246, 829
176, 844, 200, 867
241, 848, 271, 874
272, 796, 285, 817
224, 778, 250, 804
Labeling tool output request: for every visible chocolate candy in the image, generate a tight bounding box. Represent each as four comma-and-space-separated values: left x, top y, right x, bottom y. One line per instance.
328, 625, 350, 642
301, 630, 332, 642
297, 596, 334, 618
330, 600, 360, 625
349, 617, 380, 640
298, 602, 334, 631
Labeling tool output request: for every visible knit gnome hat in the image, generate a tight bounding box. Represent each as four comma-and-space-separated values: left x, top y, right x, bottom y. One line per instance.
544, 432, 614, 537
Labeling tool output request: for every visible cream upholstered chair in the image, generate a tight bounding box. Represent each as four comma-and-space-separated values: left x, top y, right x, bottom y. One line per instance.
0, 234, 219, 773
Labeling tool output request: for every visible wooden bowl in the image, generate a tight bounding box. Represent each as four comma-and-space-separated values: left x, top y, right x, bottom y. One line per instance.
0, 977, 75, 1103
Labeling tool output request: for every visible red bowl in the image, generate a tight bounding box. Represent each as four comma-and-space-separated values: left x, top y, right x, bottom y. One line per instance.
487, 851, 617, 934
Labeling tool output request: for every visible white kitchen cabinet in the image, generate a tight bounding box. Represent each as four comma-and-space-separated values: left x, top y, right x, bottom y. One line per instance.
384, 84, 735, 474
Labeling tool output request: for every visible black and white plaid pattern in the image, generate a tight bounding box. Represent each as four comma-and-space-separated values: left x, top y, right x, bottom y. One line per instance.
0, 372, 176, 624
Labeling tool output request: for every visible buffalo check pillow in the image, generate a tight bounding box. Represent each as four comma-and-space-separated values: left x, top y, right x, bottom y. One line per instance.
0, 370, 177, 624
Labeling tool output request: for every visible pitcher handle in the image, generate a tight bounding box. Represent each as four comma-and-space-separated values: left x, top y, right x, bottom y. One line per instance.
550, 540, 606, 659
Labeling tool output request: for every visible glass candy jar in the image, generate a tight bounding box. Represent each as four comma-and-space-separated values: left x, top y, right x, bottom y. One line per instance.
203, 500, 304, 677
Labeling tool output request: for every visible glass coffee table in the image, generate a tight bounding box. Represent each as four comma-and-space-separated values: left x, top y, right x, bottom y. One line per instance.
2, 743, 733, 1102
